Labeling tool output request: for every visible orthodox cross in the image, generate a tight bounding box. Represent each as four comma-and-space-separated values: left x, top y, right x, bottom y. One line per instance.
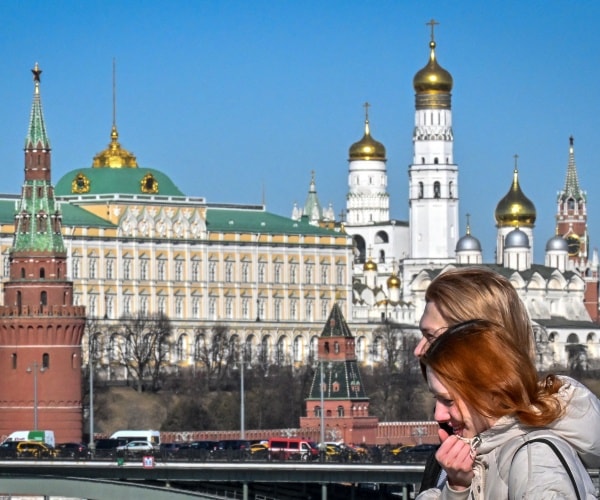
426, 19, 439, 42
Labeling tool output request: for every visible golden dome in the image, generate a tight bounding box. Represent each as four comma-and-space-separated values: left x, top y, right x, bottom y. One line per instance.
387, 273, 401, 289
92, 125, 138, 168
413, 41, 453, 94
495, 167, 536, 227
349, 104, 386, 161
363, 258, 378, 272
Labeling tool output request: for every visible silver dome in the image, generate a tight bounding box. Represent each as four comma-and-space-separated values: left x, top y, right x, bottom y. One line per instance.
545, 234, 568, 252
456, 234, 482, 252
505, 227, 530, 248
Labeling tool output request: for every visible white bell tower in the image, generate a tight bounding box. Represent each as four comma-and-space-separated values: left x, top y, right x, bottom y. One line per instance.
408, 20, 459, 262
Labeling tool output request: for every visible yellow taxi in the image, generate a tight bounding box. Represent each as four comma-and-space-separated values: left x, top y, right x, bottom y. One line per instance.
16, 441, 58, 459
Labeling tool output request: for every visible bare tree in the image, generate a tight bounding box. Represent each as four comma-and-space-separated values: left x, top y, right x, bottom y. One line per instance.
113, 312, 173, 393
194, 324, 235, 390
367, 322, 424, 421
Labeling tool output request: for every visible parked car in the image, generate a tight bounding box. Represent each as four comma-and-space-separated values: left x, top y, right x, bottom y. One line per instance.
56, 442, 90, 459
159, 441, 184, 459
16, 441, 57, 459
116, 440, 156, 456
213, 439, 252, 460
178, 440, 219, 461
388, 444, 414, 461
395, 443, 439, 463
0, 441, 19, 458
249, 442, 269, 459
93, 438, 127, 459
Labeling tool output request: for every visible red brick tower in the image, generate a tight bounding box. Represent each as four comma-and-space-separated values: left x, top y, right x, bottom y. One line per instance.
0, 64, 86, 442
300, 303, 378, 445
556, 136, 599, 321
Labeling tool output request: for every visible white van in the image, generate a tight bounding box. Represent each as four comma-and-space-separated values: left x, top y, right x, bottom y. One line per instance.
109, 430, 160, 446
4, 430, 55, 447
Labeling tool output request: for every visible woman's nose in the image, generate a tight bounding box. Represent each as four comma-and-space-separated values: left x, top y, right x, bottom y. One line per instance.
414, 337, 427, 357
433, 401, 449, 422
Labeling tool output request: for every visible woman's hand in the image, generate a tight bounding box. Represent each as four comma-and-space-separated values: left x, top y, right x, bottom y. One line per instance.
435, 429, 475, 491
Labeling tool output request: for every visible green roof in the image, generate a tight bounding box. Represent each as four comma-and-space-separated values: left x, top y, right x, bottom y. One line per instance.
320, 303, 353, 337
55, 167, 185, 197
0, 198, 114, 228
206, 207, 346, 237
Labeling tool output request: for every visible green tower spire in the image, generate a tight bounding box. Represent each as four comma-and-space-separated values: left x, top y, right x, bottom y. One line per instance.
12, 63, 65, 254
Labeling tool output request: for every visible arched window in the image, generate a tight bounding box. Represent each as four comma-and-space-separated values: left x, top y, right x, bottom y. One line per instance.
40, 291, 47, 306
176, 335, 187, 362
39, 268, 45, 279
42, 353, 50, 369
337, 406, 345, 417
434, 181, 441, 198
418, 182, 424, 199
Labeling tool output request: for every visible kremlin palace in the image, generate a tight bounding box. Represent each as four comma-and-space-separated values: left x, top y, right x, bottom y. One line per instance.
0, 23, 599, 424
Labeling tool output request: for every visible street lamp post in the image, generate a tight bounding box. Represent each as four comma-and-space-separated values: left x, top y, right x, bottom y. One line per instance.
26, 361, 45, 430
240, 344, 245, 440
89, 334, 95, 450
319, 361, 325, 458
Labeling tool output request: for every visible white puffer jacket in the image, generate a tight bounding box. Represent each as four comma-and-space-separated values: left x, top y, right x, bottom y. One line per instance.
416, 416, 597, 499
550, 375, 600, 468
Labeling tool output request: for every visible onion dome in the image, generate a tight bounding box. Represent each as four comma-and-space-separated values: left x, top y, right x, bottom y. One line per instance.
495, 164, 536, 228
413, 40, 453, 94
505, 227, 530, 248
349, 103, 386, 161
546, 233, 568, 252
387, 273, 401, 289
456, 220, 482, 252
363, 257, 378, 272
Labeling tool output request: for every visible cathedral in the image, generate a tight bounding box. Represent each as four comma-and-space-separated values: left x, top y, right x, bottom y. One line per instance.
293, 24, 600, 371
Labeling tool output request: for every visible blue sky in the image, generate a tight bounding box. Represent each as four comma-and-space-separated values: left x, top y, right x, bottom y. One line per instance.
1, 1, 599, 263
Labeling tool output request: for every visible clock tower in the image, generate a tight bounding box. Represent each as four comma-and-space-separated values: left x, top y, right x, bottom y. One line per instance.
556, 136, 599, 321
556, 137, 588, 263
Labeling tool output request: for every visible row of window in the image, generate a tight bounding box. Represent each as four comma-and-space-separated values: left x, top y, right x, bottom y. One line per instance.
65, 258, 346, 286
416, 180, 454, 199
83, 293, 337, 322
9, 352, 78, 371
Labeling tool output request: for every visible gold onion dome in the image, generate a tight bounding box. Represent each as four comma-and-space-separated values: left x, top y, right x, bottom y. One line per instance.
92, 125, 138, 168
413, 40, 453, 94
363, 258, 378, 272
349, 104, 386, 161
387, 273, 401, 288
495, 167, 536, 227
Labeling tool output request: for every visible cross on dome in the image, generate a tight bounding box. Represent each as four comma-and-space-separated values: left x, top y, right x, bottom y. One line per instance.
426, 19, 439, 42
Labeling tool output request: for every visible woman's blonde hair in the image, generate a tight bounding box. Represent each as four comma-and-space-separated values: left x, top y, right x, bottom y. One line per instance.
422, 320, 563, 426
425, 267, 535, 358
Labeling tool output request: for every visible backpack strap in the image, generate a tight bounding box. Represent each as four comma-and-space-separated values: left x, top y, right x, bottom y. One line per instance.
511, 437, 581, 500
